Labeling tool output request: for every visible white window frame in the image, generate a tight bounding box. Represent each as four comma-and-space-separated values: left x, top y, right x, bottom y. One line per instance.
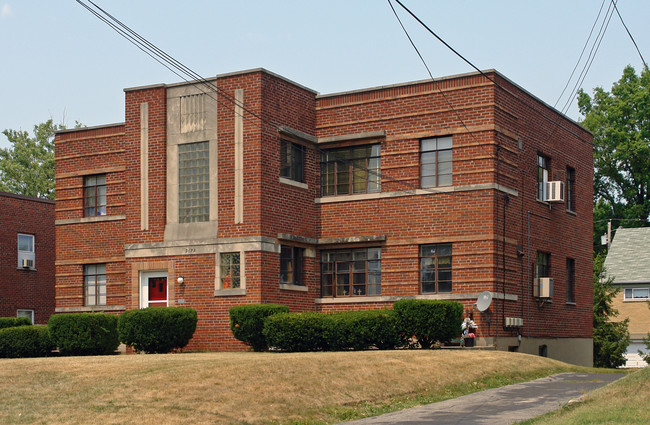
17, 233, 35, 270
624, 287, 650, 301
17, 309, 34, 325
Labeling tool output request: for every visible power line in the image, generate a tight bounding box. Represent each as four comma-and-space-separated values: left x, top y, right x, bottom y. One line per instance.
559, 0, 616, 115
554, 0, 607, 108
391, 0, 594, 147
611, 0, 648, 70
76, 0, 498, 201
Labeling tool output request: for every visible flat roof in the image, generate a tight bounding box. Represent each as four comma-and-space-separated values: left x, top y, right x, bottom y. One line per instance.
0, 191, 55, 204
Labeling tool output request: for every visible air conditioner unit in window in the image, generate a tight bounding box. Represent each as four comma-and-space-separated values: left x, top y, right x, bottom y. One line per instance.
21, 258, 33, 269
544, 181, 565, 202
535, 277, 553, 298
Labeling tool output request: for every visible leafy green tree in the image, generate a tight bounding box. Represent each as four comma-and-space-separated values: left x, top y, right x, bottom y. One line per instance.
592, 253, 630, 368
0, 119, 62, 199
578, 65, 650, 250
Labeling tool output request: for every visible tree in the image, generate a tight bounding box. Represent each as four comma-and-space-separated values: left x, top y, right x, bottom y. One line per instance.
0, 120, 62, 199
578, 65, 650, 250
592, 253, 630, 368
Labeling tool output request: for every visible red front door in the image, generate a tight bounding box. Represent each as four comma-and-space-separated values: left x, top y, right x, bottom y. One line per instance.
148, 277, 167, 307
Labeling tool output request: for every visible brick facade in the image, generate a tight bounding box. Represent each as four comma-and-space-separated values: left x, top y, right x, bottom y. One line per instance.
0, 192, 55, 324
54, 69, 594, 365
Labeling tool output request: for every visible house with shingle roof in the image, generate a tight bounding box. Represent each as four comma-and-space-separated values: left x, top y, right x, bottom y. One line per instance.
604, 227, 650, 367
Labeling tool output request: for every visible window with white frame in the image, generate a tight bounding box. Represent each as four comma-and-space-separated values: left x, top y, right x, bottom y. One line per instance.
17, 233, 35, 269
17, 309, 34, 324
624, 287, 649, 300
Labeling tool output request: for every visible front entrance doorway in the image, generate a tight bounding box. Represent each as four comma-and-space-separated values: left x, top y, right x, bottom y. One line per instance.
140, 271, 168, 308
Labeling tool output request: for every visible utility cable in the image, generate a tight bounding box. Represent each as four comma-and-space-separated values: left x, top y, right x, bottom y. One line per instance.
611, 0, 648, 70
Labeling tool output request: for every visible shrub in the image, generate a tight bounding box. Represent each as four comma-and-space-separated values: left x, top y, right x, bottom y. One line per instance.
118, 307, 197, 353
263, 312, 327, 352
393, 299, 463, 348
322, 310, 400, 351
0, 325, 54, 358
48, 313, 119, 356
0, 317, 32, 329
229, 304, 289, 351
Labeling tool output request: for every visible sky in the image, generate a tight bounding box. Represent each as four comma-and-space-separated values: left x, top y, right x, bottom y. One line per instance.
0, 1, 648, 149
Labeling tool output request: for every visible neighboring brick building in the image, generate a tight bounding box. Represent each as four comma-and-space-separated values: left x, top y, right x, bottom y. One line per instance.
604, 227, 650, 368
54, 68, 593, 365
0, 192, 55, 324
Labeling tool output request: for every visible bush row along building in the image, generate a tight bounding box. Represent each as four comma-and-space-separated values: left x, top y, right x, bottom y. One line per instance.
54, 68, 594, 365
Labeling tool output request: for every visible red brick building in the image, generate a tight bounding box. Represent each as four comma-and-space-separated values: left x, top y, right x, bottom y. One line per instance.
0, 192, 55, 324
54, 69, 593, 365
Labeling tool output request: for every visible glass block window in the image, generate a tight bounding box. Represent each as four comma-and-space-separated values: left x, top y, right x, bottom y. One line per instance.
179, 141, 210, 223
84, 174, 107, 217
421, 136, 453, 188
85, 264, 107, 306
220, 253, 241, 289
180, 94, 206, 133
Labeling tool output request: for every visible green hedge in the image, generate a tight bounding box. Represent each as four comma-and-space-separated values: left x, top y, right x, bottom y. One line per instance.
48, 313, 120, 356
393, 299, 464, 348
229, 304, 290, 351
264, 312, 327, 352
0, 325, 54, 358
0, 317, 32, 329
263, 309, 400, 352
322, 310, 400, 351
118, 307, 197, 353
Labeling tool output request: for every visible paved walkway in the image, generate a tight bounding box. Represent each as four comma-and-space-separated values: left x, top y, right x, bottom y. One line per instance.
339, 373, 623, 425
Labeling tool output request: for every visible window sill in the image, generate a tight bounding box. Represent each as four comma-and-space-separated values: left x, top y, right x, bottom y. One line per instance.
56, 215, 126, 226
623, 299, 650, 303
279, 177, 308, 190
55, 305, 125, 313
214, 288, 246, 297
279, 283, 308, 292
565, 301, 577, 306
566, 209, 577, 216
17, 267, 36, 271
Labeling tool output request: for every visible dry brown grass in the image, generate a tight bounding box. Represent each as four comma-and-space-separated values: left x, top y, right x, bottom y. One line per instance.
0, 350, 578, 425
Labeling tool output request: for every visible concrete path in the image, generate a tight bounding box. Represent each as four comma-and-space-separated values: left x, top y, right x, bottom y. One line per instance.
339, 373, 623, 425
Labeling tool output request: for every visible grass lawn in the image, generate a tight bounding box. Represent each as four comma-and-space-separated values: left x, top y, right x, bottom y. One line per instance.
519, 366, 649, 425
1, 350, 595, 425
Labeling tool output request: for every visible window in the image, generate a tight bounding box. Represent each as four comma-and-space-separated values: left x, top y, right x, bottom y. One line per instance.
178, 141, 210, 223
280, 140, 305, 183
535, 251, 550, 279
321, 248, 381, 297
624, 288, 650, 300
17, 233, 35, 269
17, 309, 34, 325
537, 155, 549, 200
84, 264, 106, 306
566, 258, 575, 303
281, 246, 304, 285
421, 136, 453, 188
180, 94, 206, 133
220, 253, 241, 289
84, 174, 107, 217
321, 144, 380, 196
566, 167, 576, 212
420, 244, 452, 293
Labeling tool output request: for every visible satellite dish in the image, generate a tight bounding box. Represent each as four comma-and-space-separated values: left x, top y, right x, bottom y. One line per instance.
476, 291, 492, 312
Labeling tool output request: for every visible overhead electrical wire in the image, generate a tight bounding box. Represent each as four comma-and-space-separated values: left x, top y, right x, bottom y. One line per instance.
554, 0, 608, 109
559, 0, 616, 115
611, 0, 648, 70
76, 0, 497, 201
391, 0, 594, 147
